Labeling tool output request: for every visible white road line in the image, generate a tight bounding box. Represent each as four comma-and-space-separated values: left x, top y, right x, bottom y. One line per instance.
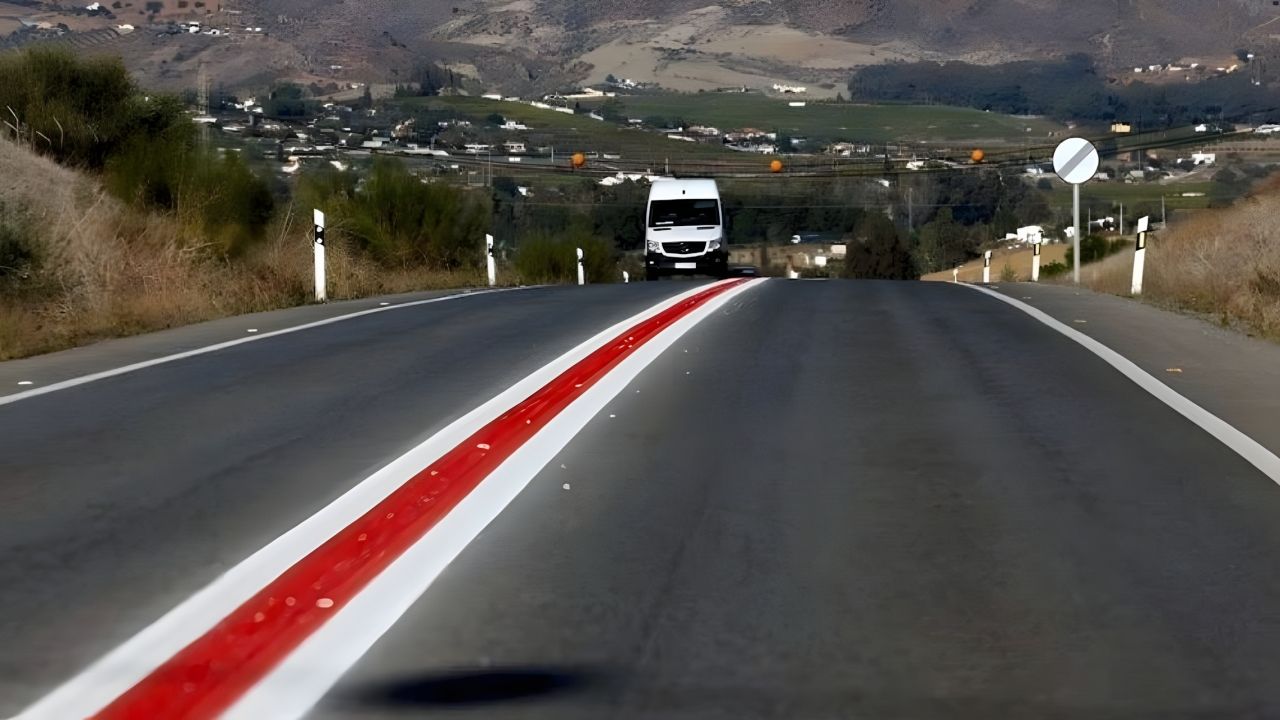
963, 284, 1280, 485
15, 279, 764, 720
0, 288, 530, 407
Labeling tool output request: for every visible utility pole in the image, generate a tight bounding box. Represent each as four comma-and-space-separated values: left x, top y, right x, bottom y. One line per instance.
1162, 195, 1167, 227
1119, 202, 1124, 235
907, 187, 914, 231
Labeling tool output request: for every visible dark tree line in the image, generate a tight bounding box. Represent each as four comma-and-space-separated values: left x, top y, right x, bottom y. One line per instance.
852, 54, 1280, 127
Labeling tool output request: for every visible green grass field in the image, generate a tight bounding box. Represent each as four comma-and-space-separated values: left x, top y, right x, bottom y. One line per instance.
582, 92, 1066, 145
406, 96, 741, 161
1046, 181, 1215, 212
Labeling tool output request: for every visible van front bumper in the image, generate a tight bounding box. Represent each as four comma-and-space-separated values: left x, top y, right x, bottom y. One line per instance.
645, 250, 728, 275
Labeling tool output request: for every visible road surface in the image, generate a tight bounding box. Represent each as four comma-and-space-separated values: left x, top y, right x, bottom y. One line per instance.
4, 279, 1280, 719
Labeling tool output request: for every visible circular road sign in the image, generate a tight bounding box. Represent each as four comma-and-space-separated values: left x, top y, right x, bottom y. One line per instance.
1053, 137, 1100, 185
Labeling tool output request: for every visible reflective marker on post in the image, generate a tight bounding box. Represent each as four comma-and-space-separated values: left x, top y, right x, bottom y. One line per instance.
313, 209, 327, 303
982, 250, 992, 284
1132, 216, 1150, 295
485, 234, 496, 287
576, 247, 585, 286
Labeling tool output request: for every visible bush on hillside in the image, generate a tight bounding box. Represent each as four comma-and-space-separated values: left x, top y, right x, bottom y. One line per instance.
0, 48, 148, 169
0, 203, 37, 288
2, 48, 275, 255
1065, 235, 1128, 267
513, 229, 616, 285
300, 159, 490, 270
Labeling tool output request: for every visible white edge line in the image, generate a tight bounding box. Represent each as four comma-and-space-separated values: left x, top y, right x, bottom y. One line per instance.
224, 277, 769, 719
960, 283, 1280, 485
14, 279, 754, 720
0, 288, 533, 407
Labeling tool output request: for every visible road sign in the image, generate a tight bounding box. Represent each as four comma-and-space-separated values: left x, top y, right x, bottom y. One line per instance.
1054, 137, 1098, 284
1053, 137, 1100, 185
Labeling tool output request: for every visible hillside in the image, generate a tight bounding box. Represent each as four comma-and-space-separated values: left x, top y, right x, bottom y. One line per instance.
7, 0, 1279, 97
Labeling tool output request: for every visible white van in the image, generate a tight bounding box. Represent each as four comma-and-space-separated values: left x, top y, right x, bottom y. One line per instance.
644, 179, 728, 280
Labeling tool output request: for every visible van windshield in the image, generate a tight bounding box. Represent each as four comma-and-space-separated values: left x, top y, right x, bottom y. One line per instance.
649, 199, 720, 228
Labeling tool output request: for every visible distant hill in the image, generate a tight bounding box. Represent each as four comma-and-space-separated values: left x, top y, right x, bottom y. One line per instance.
10, 0, 1280, 98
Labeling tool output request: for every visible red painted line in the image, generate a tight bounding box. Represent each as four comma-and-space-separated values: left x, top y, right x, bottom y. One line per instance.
93, 279, 748, 720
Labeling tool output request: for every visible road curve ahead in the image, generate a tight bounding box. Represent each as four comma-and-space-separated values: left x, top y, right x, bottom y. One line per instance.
7, 279, 1280, 719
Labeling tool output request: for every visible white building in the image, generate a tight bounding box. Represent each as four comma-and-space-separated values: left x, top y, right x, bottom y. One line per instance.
1190, 152, 1216, 165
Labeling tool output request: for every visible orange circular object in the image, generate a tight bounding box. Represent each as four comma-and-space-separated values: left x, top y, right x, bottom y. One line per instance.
571, 152, 586, 169
769, 159, 784, 173
970, 148, 986, 163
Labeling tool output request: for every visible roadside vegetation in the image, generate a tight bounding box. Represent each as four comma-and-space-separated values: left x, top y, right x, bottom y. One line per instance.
0, 49, 530, 360
1076, 179, 1280, 341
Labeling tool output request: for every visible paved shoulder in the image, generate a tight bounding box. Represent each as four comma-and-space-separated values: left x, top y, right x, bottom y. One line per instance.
987, 281, 1280, 459
0, 287, 522, 396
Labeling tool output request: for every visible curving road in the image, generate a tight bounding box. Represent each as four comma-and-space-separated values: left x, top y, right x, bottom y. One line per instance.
4, 279, 1280, 719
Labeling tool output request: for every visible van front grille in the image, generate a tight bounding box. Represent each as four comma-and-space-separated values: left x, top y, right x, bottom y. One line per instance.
662, 241, 707, 255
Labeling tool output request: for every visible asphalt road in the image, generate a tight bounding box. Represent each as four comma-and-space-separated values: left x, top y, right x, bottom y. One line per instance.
6, 279, 1280, 719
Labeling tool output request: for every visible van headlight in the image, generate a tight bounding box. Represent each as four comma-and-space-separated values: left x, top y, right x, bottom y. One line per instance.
708, 238, 722, 251
647, 239, 661, 252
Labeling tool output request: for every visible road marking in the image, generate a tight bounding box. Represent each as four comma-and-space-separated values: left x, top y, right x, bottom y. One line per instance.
17, 278, 765, 720
0, 288, 531, 407
963, 284, 1280, 486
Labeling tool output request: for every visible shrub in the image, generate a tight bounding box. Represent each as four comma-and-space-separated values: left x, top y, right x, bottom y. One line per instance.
0, 204, 37, 288
1039, 260, 1070, 278
1065, 234, 1127, 267
302, 158, 490, 270
0, 48, 146, 168
514, 229, 616, 285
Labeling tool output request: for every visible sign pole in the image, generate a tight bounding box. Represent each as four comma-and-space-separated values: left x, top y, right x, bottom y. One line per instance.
313, 209, 327, 303
1053, 137, 1098, 286
1131, 216, 1150, 295
1073, 183, 1081, 284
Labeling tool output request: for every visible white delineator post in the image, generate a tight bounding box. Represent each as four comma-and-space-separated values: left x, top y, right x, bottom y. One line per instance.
313, 209, 327, 303
1131, 215, 1150, 296
485, 234, 496, 287
1031, 232, 1042, 282
982, 250, 992, 284
952, 267, 959, 283
576, 247, 585, 286
623, 270, 630, 284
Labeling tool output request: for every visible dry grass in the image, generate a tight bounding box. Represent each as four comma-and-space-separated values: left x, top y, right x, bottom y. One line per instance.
920, 244, 1069, 283
1073, 183, 1280, 341
0, 140, 487, 360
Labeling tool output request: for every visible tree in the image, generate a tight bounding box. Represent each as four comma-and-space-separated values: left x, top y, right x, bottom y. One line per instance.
845, 213, 916, 279
598, 97, 624, 122
914, 207, 971, 274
